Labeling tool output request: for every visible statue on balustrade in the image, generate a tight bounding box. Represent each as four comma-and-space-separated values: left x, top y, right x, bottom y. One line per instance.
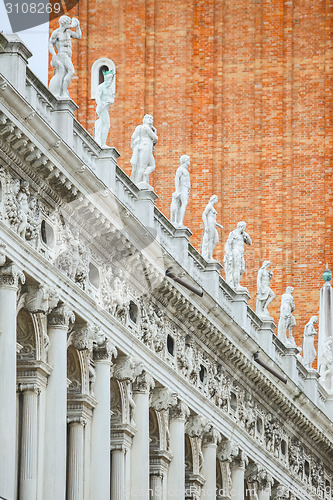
319, 338, 333, 392
201, 195, 223, 262
48, 16, 82, 99
130, 114, 158, 189
256, 260, 275, 319
277, 286, 296, 345
170, 155, 191, 227
224, 221, 252, 291
94, 70, 115, 147
302, 316, 318, 369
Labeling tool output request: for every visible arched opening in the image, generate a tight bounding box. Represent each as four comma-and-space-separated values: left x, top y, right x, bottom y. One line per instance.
41, 220, 55, 247
91, 58, 116, 99
17, 309, 36, 360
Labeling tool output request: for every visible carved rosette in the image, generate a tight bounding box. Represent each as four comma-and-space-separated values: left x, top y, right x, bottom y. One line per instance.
169, 398, 190, 420
132, 370, 155, 393
47, 304, 75, 328
0, 262, 25, 289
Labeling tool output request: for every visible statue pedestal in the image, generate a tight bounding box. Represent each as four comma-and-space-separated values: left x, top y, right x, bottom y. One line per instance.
325, 393, 333, 421
303, 368, 320, 405
95, 147, 120, 191
52, 98, 78, 148
232, 290, 250, 330
135, 189, 158, 228
171, 226, 192, 268
202, 260, 223, 300
0, 34, 32, 95
282, 345, 299, 381
258, 319, 276, 358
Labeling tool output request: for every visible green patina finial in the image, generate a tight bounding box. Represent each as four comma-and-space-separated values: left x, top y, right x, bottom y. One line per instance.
323, 263, 332, 282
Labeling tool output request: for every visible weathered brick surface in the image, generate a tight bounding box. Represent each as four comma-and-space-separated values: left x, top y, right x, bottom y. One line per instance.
49, 0, 333, 353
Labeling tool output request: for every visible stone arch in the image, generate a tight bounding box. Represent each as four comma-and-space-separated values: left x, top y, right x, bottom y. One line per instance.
17, 309, 38, 360
111, 378, 123, 426
91, 57, 116, 99
67, 346, 83, 394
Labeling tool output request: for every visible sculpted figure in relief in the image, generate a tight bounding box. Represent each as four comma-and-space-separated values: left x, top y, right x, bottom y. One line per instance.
319, 338, 333, 392
170, 155, 191, 227
26, 196, 42, 250
302, 316, 318, 369
94, 70, 115, 147
277, 286, 296, 345
256, 260, 275, 319
224, 221, 252, 291
130, 114, 158, 188
201, 195, 223, 262
48, 16, 82, 98
6, 179, 30, 239
56, 226, 90, 289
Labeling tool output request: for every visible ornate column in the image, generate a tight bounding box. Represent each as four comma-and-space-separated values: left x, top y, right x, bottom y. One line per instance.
0, 261, 24, 500
201, 425, 221, 500
19, 383, 40, 500
111, 446, 125, 499
230, 451, 248, 500
130, 370, 155, 500
43, 304, 74, 500
90, 337, 117, 500
257, 468, 274, 500
167, 398, 190, 500
67, 417, 86, 500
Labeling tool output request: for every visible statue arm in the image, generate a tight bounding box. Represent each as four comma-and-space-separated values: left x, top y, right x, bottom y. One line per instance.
244, 232, 252, 245
145, 125, 158, 143
202, 206, 210, 230
174, 168, 182, 193
70, 18, 82, 39
130, 127, 140, 150
48, 31, 58, 56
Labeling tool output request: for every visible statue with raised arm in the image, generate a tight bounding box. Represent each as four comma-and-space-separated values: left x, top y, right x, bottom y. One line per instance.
224, 221, 252, 291
302, 316, 318, 369
277, 286, 296, 345
130, 114, 158, 189
319, 338, 333, 391
170, 155, 191, 227
201, 195, 223, 262
256, 261, 275, 319
94, 70, 115, 147
48, 15, 82, 99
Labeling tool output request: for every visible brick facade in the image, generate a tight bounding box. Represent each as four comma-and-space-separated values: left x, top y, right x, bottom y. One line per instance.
49, 0, 333, 350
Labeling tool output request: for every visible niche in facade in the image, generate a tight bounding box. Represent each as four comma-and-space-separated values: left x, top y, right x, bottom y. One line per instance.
91, 58, 116, 99
129, 301, 138, 324
304, 460, 310, 477
199, 364, 207, 384
41, 220, 54, 247
256, 416, 263, 434
230, 392, 237, 411
89, 263, 100, 288
167, 334, 174, 356
281, 439, 286, 456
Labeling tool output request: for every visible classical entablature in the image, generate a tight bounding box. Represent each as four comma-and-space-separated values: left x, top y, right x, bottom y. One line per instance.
0, 33, 332, 500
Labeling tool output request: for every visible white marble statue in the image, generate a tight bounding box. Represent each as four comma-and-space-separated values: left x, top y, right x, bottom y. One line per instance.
277, 286, 296, 345
224, 221, 252, 290
94, 70, 115, 147
130, 114, 158, 189
319, 338, 333, 392
48, 16, 82, 98
170, 155, 191, 227
302, 316, 318, 369
256, 261, 275, 319
201, 195, 223, 262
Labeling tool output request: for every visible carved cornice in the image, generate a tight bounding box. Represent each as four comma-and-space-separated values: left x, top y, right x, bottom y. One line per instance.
47, 304, 75, 328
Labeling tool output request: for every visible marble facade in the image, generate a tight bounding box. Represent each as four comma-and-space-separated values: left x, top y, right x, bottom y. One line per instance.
0, 33, 333, 500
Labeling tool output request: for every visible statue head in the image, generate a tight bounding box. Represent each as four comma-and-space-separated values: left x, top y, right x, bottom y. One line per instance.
262, 260, 271, 269
237, 221, 246, 232
143, 114, 153, 125
180, 154, 190, 166
59, 15, 72, 28
286, 286, 294, 294
310, 315, 318, 325
209, 195, 218, 205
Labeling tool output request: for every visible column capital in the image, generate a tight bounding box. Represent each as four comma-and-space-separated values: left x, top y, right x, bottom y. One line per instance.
0, 262, 25, 289
93, 336, 117, 363
67, 416, 87, 426
19, 382, 40, 395
169, 398, 190, 420
150, 387, 178, 411
71, 323, 99, 351
186, 414, 209, 438
257, 467, 274, 492
24, 284, 59, 314
113, 356, 143, 382
202, 423, 222, 446
48, 304, 75, 328
132, 370, 155, 393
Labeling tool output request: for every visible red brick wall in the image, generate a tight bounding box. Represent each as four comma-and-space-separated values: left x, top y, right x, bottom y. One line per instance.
49, 0, 333, 352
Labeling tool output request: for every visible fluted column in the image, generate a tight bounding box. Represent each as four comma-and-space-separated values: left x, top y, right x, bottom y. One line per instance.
201, 426, 221, 500
44, 304, 74, 500
19, 384, 40, 500
167, 399, 190, 500
111, 447, 125, 500
130, 371, 155, 500
67, 417, 85, 500
90, 338, 116, 500
150, 472, 163, 500
0, 262, 24, 500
